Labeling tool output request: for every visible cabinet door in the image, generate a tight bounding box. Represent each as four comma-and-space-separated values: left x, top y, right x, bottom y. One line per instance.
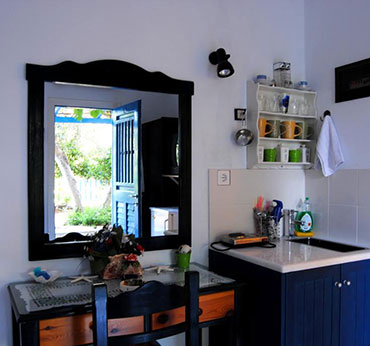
340, 260, 370, 346
286, 265, 341, 346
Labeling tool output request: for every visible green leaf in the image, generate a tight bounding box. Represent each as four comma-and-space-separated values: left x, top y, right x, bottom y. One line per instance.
90, 109, 102, 118
73, 108, 83, 121
89, 258, 108, 276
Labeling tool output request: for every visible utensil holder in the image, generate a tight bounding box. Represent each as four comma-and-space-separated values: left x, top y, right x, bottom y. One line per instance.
253, 210, 278, 241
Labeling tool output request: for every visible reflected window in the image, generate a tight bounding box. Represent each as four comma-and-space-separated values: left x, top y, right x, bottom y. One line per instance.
53, 106, 112, 239
44, 82, 179, 242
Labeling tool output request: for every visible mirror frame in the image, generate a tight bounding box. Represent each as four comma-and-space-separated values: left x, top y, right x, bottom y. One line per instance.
27, 60, 193, 260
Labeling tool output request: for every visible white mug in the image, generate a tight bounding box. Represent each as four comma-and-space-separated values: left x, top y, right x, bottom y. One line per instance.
280, 145, 289, 163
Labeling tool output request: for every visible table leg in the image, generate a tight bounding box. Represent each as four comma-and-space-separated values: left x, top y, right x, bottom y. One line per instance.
19, 320, 39, 346
12, 309, 20, 346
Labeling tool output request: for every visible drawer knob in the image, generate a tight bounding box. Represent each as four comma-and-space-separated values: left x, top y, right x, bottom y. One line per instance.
226, 309, 234, 317
335, 281, 342, 288
157, 313, 169, 324
344, 280, 351, 286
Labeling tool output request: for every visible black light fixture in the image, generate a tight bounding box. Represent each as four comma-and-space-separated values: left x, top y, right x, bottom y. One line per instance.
209, 48, 235, 78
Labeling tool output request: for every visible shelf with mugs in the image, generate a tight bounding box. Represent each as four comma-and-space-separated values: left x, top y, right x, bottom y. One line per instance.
258, 111, 317, 119
256, 143, 313, 169
258, 137, 312, 143
247, 81, 317, 170
254, 161, 313, 170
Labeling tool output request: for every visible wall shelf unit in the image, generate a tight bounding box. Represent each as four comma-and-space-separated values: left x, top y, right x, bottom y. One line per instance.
247, 82, 317, 169
259, 137, 312, 143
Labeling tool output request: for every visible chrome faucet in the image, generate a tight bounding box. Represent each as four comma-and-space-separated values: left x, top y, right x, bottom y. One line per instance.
282, 209, 303, 238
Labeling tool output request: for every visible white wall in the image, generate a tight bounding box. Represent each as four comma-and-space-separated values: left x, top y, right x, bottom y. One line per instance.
304, 1, 370, 250
305, 0, 370, 168
0, 0, 305, 344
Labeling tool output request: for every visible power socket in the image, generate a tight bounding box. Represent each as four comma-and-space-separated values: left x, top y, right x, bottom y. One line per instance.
217, 170, 231, 186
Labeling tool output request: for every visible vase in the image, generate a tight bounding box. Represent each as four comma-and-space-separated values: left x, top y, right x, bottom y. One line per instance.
89, 257, 109, 277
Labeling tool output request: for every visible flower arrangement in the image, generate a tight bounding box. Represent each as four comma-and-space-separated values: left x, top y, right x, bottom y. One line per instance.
85, 224, 144, 279
103, 233, 144, 280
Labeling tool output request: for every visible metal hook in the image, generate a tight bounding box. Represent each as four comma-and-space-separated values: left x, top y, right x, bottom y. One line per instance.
320, 110, 331, 121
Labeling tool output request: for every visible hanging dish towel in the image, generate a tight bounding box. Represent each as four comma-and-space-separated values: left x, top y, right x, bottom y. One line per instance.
315, 115, 344, 177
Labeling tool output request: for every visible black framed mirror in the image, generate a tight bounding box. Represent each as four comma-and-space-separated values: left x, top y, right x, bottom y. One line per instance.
27, 60, 193, 260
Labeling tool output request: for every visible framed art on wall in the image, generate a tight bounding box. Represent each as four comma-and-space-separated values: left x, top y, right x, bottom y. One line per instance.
335, 57, 370, 103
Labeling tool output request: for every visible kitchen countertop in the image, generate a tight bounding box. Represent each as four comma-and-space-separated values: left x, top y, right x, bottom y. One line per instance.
211, 238, 370, 273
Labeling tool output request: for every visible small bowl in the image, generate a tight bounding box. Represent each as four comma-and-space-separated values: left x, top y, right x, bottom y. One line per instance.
29, 270, 62, 284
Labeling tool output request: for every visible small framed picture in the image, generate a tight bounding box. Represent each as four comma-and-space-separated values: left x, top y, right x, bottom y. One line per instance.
335, 57, 370, 103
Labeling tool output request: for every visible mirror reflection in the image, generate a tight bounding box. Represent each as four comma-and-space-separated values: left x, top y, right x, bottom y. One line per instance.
44, 82, 179, 241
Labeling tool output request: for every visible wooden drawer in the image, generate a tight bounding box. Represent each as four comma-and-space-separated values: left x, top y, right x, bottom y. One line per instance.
39, 314, 143, 346
152, 290, 235, 329
39, 290, 234, 345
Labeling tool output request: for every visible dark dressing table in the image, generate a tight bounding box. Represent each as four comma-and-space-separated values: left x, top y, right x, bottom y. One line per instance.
9, 264, 242, 346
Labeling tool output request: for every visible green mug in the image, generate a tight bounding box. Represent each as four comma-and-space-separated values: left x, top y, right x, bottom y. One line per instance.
289, 149, 301, 162
264, 148, 277, 162
176, 252, 191, 270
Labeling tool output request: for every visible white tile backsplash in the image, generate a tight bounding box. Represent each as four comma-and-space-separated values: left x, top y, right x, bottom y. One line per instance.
304, 170, 329, 212
311, 211, 329, 239
305, 169, 370, 248
358, 206, 370, 245
209, 169, 305, 242
328, 205, 357, 244
329, 170, 358, 205
209, 168, 370, 249
358, 170, 370, 206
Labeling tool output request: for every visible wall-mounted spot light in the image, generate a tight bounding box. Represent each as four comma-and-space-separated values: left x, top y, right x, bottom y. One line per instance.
209, 48, 235, 78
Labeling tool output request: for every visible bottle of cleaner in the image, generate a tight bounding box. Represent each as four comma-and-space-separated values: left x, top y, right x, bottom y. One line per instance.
294, 197, 314, 237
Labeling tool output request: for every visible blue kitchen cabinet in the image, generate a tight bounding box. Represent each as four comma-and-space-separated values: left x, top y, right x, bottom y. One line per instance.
285, 265, 341, 346
209, 250, 370, 346
340, 260, 370, 346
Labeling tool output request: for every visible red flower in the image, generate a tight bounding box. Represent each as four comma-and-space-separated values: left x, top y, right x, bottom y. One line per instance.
125, 253, 138, 262
137, 244, 144, 253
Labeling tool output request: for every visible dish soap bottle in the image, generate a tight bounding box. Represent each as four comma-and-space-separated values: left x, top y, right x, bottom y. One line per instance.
295, 197, 314, 237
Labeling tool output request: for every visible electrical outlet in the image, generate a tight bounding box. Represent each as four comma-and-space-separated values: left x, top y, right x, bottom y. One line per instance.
217, 170, 231, 186
234, 108, 247, 121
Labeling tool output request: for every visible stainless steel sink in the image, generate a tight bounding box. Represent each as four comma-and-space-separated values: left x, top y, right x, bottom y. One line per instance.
289, 237, 367, 252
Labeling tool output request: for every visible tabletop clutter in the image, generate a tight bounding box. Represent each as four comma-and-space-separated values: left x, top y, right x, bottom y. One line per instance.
254, 196, 314, 240
255, 62, 311, 91
28, 223, 192, 294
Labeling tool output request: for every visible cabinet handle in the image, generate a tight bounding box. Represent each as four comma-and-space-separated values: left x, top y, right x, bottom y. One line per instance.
335, 281, 342, 288
157, 313, 169, 324
343, 280, 351, 286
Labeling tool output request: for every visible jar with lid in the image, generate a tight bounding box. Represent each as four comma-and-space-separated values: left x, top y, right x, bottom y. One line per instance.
255, 75, 270, 85
273, 62, 291, 87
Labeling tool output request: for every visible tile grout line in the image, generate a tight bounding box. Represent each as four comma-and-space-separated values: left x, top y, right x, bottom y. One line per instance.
327, 174, 331, 239
356, 169, 359, 244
